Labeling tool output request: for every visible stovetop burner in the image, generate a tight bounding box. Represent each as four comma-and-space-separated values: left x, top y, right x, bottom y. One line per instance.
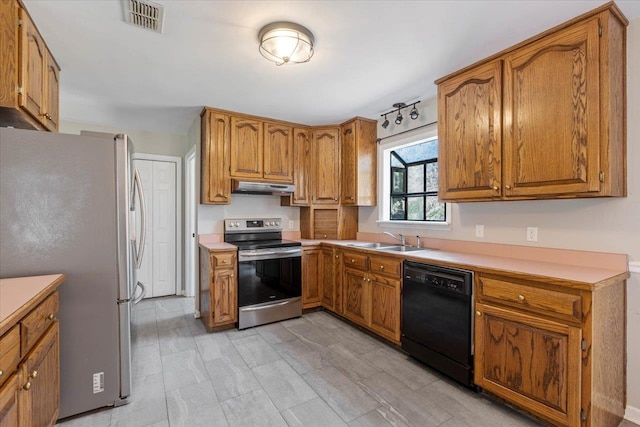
223, 217, 300, 251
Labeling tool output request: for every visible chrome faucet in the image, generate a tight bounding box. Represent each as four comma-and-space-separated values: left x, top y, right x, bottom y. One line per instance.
383, 231, 406, 246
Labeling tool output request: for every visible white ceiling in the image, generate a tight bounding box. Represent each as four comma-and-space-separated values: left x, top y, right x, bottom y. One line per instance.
24, 0, 640, 135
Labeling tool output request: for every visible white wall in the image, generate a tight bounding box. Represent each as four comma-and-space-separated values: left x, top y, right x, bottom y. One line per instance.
361, 17, 640, 415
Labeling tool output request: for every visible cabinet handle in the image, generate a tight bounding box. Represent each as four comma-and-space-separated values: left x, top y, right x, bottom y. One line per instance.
47, 313, 54, 320
23, 381, 31, 391
30, 370, 38, 378
476, 311, 482, 316
518, 294, 525, 301
492, 186, 498, 191
505, 185, 512, 190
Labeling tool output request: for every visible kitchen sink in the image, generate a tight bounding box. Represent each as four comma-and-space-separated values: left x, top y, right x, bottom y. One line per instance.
345, 242, 397, 249
377, 245, 426, 253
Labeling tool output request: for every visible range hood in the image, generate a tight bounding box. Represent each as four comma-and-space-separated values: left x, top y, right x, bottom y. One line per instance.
231, 179, 295, 196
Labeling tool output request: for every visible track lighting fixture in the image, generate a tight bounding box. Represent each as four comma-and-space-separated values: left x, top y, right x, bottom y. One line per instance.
382, 114, 389, 129
380, 101, 421, 127
395, 110, 403, 125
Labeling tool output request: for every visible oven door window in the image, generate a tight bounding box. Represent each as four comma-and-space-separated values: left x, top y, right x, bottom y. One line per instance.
238, 256, 302, 307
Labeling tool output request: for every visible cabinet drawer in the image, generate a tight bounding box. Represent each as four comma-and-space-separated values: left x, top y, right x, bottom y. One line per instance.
368, 256, 402, 278
478, 276, 582, 322
0, 325, 21, 386
343, 251, 368, 270
21, 291, 59, 356
212, 252, 235, 268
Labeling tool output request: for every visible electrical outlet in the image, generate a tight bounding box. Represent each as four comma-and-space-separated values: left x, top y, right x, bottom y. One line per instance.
288, 220, 294, 229
475, 224, 484, 238
526, 227, 538, 242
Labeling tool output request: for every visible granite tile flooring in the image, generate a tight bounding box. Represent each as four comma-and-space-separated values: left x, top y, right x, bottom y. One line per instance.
56, 295, 635, 427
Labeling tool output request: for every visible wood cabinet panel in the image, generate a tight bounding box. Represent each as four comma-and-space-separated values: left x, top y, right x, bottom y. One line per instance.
369, 274, 401, 342
43, 50, 58, 131
200, 110, 231, 204
199, 248, 238, 331
18, 9, 45, 124
20, 291, 58, 356
230, 117, 263, 179
302, 248, 321, 308
21, 321, 60, 427
313, 209, 338, 240
368, 255, 401, 278
321, 248, 335, 310
0, 372, 21, 427
503, 18, 600, 197
475, 304, 581, 426
0, 326, 20, 388
288, 128, 311, 205
213, 268, 236, 324
438, 60, 502, 201
0, 0, 18, 109
263, 122, 293, 183
342, 250, 368, 271
340, 118, 377, 206
343, 268, 370, 326
312, 128, 340, 204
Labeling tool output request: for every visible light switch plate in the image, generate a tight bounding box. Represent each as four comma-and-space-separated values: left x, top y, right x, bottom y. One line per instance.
289, 220, 294, 229
527, 227, 538, 242
475, 224, 484, 238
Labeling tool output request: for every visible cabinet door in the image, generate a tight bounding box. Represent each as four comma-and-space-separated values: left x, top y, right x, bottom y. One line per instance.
312, 208, 338, 239
18, 9, 46, 124
340, 121, 357, 205
343, 268, 370, 327
333, 250, 343, 314
201, 111, 231, 204
213, 267, 236, 324
302, 248, 321, 308
230, 117, 263, 180
503, 18, 600, 198
475, 304, 581, 426
320, 248, 334, 310
290, 128, 311, 205
21, 322, 59, 427
263, 122, 293, 183
0, 372, 22, 427
43, 51, 59, 131
369, 274, 400, 343
438, 60, 502, 201
312, 128, 340, 204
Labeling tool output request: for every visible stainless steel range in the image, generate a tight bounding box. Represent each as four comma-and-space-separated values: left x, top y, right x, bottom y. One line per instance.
224, 218, 302, 329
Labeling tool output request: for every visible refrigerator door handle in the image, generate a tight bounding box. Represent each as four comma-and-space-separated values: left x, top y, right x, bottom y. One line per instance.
132, 282, 146, 304
131, 168, 146, 269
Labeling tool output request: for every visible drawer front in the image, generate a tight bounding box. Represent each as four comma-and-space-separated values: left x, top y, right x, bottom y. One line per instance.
342, 251, 368, 271
213, 252, 235, 268
368, 255, 402, 278
478, 276, 582, 322
21, 291, 59, 356
0, 325, 21, 387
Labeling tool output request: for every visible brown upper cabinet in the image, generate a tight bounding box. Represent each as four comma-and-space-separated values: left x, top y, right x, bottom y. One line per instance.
229, 117, 293, 183
286, 128, 312, 206
437, 3, 627, 202
312, 127, 341, 204
340, 118, 377, 206
200, 109, 231, 204
0, 0, 60, 131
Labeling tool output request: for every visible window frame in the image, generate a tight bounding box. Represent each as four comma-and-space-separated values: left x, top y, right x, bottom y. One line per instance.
376, 124, 451, 230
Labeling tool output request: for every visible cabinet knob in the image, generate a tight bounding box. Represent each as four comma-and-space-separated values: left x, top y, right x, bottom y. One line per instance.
323, 234, 327, 238
30, 370, 38, 378
222, 260, 228, 264
518, 294, 525, 301
47, 313, 54, 320
335, 255, 339, 259
505, 185, 512, 190
0, 369, 3, 377
351, 259, 355, 263
368, 278, 371, 282
476, 311, 482, 316
380, 265, 384, 270
23, 381, 31, 391
492, 186, 498, 191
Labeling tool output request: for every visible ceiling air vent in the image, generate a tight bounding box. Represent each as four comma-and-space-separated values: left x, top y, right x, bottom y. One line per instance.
123, 0, 164, 33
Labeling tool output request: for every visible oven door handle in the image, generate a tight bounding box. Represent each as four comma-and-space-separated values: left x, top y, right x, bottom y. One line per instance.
241, 300, 294, 311
239, 248, 302, 260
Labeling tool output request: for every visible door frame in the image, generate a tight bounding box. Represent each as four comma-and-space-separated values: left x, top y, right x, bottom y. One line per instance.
185, 146, 197, 301
132, 153, 183, 297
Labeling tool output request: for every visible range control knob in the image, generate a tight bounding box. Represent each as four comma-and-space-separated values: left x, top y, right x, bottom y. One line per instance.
235, 222, 240, 227
275, 221, 280, 226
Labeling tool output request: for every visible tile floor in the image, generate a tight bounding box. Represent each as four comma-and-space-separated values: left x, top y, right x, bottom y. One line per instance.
57, 295, 636, 427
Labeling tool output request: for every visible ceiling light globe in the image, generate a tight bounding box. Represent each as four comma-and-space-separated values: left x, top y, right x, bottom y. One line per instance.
259, 22, 314, 65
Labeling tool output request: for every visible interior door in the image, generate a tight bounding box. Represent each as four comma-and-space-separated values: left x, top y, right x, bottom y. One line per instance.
133, 159, 177, 298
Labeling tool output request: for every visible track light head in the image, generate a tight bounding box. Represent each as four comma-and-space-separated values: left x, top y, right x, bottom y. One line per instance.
381, 114, 389, 129
395, 110, 403, 125
409, 104, 419, 120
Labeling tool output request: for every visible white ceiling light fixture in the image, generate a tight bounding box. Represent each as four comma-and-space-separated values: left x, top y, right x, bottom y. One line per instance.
258, 22, 314, 66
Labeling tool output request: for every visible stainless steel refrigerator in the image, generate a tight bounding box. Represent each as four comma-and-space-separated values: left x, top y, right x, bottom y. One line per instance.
0, 127, 146, 418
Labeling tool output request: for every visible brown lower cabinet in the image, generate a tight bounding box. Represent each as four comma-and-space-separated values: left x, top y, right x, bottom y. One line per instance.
475, 272, 625, 427
199, 248, 237, 331
302, 247, 322, 309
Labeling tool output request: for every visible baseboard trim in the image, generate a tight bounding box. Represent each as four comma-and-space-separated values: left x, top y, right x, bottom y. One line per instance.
626, 405, 640, 424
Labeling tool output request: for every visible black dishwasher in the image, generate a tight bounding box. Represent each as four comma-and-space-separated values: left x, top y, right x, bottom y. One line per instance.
402, 261, 475, 388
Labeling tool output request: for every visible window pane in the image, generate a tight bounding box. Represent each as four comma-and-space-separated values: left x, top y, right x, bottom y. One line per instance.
407, 165, 424, 193
426, 162, 438, 192
390, 197, 405, 220
425, 196, 445, 221
391, 155, 404, 168
407, 197, 424, 220
391, 169, 405, 194
393, 139, 438, 163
